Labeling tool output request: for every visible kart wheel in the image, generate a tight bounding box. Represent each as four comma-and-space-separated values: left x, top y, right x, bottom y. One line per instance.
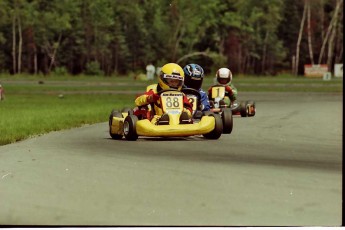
122, 107, 133, 115
246, 101, 256, 117
123, 115, 138, 141
240, 102, 247, 117
109, 110, 123, 139
203, 113, 223, 139
221, 108, 233, 134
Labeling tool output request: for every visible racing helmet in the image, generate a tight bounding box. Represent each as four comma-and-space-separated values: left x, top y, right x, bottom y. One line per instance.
158, 63, 184, 90
216, 67, 232, 85
183, 64, 205, 90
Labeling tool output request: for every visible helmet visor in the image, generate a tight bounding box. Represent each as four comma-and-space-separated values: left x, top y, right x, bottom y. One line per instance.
218, 78, 229, 85
162, 74, 183, 89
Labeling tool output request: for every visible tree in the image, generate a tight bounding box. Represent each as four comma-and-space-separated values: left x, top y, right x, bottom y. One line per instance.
223, 0, 285, 74
0, 0, 10, 72
0, 0, 342, 76
295, 0, 307, 75
318, 0, 343, 68
307, 0, 315, 64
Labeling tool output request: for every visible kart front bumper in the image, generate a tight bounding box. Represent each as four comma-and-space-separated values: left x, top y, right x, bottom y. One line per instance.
111, 116, 216, 137
136, 116, 215, 137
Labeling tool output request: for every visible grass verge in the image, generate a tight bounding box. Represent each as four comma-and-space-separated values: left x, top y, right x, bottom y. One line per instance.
0, 94, 134, 145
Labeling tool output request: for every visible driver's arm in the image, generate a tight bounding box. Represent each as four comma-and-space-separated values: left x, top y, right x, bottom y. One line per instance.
135, 89, 159, 106
182, 95, 193, 116
200, 91, 211, 111
207, 87, 213, 100
225, 85, 236, 101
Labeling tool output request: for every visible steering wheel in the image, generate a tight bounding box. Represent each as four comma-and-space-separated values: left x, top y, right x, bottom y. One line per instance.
181, 88, 201, 101
157, 89, 180, 95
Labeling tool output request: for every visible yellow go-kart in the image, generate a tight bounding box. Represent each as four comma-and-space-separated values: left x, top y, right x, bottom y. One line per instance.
109, 89, 223, 141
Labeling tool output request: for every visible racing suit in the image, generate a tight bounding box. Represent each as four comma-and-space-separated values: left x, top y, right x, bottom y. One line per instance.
207, 83, 237, 107
135, 84, 193, 119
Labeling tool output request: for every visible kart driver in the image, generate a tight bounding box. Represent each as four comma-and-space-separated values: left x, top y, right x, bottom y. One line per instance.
134, 63, 193, 124
182, 63, 210, 112
208, 67, 238, 107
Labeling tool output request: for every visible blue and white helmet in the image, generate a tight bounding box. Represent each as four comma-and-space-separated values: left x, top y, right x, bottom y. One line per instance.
183, 64, 205, 90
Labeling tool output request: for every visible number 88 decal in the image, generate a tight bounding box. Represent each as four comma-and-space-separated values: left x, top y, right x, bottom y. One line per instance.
166, 97, 180, 108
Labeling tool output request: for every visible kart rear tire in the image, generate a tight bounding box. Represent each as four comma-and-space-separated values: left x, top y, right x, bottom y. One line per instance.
109, 110, 123, 139
240, 102, 247, 117
123, 115, 138, 141
246, 101, 256, 117
203, 113, 223, 139
222, 108, 233, 134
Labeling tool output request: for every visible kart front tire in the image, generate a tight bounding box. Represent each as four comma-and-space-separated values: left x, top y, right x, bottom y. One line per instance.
123, 115, 138, 141
109, 110, 123, 139
203, 113, 223, 140
240, 102, 247, 117
222, 108, 233, 134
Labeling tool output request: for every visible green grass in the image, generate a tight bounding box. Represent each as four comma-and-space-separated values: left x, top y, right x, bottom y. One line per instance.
0, 74, 342, 146
0, 94, 135, 145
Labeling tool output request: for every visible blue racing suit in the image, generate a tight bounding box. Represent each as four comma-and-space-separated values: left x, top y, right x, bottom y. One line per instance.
199, 89, 211, 111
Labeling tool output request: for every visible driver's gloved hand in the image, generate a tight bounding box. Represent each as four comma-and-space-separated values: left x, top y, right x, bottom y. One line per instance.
219, 100, 226, 108
147, 94, 159, 103
209, 100, 214, 108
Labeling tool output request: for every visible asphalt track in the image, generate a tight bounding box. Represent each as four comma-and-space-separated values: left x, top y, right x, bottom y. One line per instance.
0, 92, 342, 226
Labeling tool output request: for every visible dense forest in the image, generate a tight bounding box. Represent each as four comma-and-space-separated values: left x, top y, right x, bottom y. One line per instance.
0, 0, 343, 76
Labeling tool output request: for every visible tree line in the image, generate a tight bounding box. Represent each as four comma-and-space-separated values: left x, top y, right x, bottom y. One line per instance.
0, 0, 343, 76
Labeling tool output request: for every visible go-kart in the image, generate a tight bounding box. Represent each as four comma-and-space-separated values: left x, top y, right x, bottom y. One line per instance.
181, 88, 233, 134
109, 89, 223, 141
209, 85, 256, 117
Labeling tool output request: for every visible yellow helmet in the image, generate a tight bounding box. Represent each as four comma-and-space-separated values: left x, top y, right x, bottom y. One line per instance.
158, 63, 184, 90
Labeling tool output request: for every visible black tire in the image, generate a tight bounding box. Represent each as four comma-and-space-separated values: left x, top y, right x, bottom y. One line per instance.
203, 113, 223, 139
123, 115, 138, 141
109, 110, 123, 139
121, 107, 133, 115
221, 108, 233, 134
240, 101, 247, 117
246, 101, 256, 117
